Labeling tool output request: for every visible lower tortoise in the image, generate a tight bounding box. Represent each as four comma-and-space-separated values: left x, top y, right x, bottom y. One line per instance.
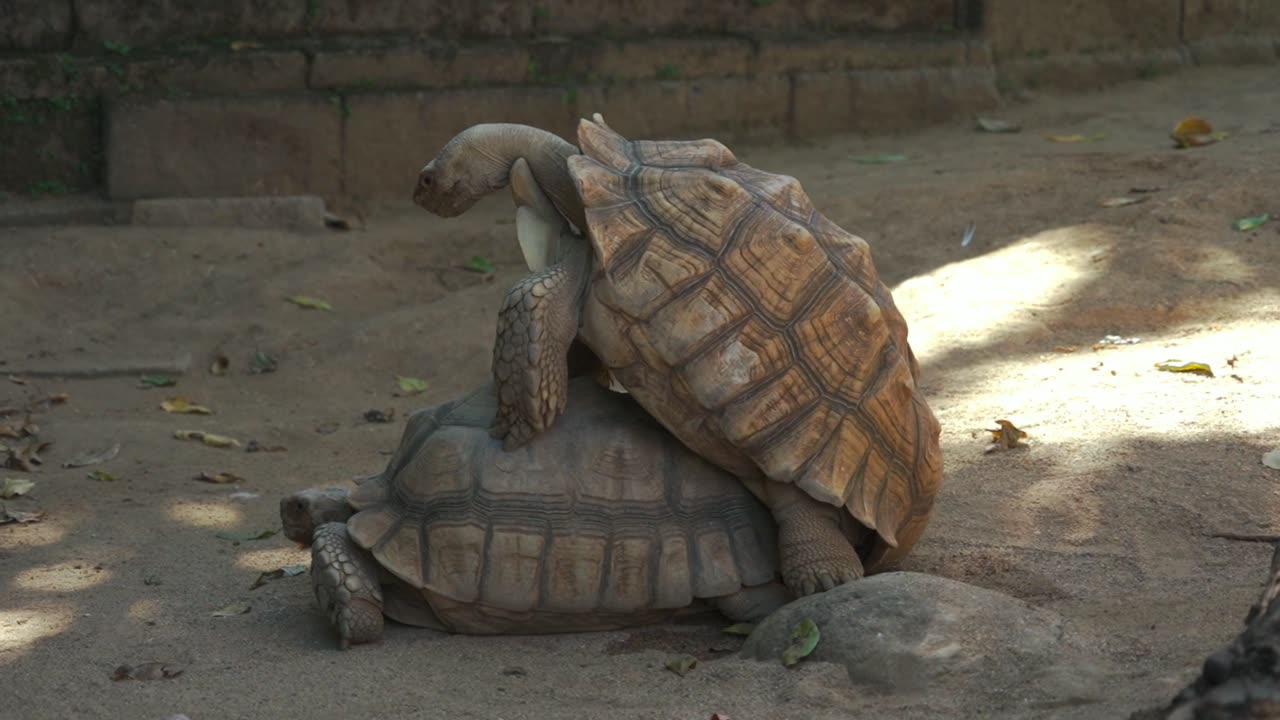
281, 377, 790, 648
413, 116, 944, 597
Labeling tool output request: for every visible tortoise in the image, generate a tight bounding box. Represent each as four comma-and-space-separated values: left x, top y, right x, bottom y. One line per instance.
280, 376, 790, 648
412, 116, 944, 597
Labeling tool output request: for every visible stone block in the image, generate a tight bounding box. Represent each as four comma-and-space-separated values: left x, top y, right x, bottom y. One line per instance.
123, 51, 308, 96
574, 82, 690, 140
792, 66, 999, 138
754, 37, 970, 75
684, 75, 791, 141
342, 88, 575, 198
0, 0, 72, 50
982, 0, 1181, 60
74, 0, 304, 49
309, 0, 531, 37
106, 96, 341, 200
0, 96, 100, 194
589, 38, 753, 82
131, 196, 327, 230
309, 43, 530, 90
1187, 36, 1279, 65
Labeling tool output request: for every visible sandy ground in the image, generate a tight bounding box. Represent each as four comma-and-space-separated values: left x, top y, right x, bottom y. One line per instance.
2, 64, 1279, 720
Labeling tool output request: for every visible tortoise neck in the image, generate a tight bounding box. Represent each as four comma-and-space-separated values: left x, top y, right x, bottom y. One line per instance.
469, 124, 587, 233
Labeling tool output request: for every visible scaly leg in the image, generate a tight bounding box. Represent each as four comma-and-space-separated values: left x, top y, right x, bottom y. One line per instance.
712, 583, 794, 623
490, 245, 588, 450
311, 522, 384, 650
763, 482, 864, 597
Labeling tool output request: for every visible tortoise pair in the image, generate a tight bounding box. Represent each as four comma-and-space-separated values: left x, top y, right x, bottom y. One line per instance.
282, 116, 944, 648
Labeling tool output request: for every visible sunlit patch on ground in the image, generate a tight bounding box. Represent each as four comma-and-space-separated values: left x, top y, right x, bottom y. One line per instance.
166, 499, 244, 528
234, 546, 312, 573
0, 606, 75, 662
11, 561, 112, 593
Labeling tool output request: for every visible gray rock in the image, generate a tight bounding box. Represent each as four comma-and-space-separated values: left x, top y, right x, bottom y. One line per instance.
742, 572, 1110, 705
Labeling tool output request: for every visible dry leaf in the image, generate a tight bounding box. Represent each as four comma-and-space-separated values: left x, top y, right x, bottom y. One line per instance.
161, 397, 212, 415
1101, 196, 1146, 208
245, 440, 286, 453
0, 415, 37, 438
211, 601, 251, 617
665, 655, 698, 676
1, 477, 34, 498
396, 376, 429, 395
985, 419, 1028, 453
1053, 346, 1078, 353
1170, 117, 1226, 148
138, 374, 175, 388
194, 471, 244, 484
209, 354, 230, 376
286, 295, 333, 311
87, 470, 117, 482
1154, 360, 1214, 378
62, 443, 120, 468
229, 40, 261, 51
174, 430, 241, 449
1263, 450, 1280, 471
5, 439, 52, 471
112, 662, 184, 681
976, 117, 1021, 133
249, 564, 307, 590
1044, 133, 1105, 143
8, 375, 26, 385
781, 618, 821, 667
0, 505, 45, 524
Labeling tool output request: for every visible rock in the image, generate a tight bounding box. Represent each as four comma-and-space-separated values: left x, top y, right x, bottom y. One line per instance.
741, 572, 1110, 706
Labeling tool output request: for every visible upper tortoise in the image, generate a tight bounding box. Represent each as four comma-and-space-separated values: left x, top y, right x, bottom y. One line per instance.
413, 115, 944, 597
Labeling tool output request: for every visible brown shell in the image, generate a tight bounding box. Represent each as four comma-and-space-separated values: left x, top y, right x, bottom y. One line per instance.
345, 378, 779, 616
566, 117, 943, 563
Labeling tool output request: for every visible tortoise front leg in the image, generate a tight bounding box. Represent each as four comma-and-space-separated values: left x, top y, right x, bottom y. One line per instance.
490, 246, 588, 450
311, 522, 384, 650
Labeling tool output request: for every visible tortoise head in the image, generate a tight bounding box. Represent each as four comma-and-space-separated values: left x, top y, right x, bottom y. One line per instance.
279, 487, 354, 545
414, 123, 527, 217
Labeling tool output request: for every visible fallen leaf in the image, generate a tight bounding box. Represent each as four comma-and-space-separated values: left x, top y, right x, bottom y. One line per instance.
665, 655, 698, 676
249, 564, 307, 590
1170, 117, 1227, 148
960, 221, 977, 248
396, 376, 429, 395
781, 618, 821, 667
228, 491, 259, 502
286, 295, 333, 311
8, 375, 26, 385
0, 505, 45, 524
211, 601, 252, 617
1, 477, 34, 498
985, 419, 1028, 453
194, 471, 244, 484
112, 662, 184, 681
228, 40, 260, 51
463, 255, 495, 274
363, 408, 395, 423
975, 117, 1021, 133
249, 351, 277, 374
1053, 345, 1078, 353
1232, 214, 1270, 232
0, 415, 37, 438
138, 374, 175, 388
1044, 133, 1106, 143
1155, 360, 1215, 378
1093, 334, 1142, 349
4, 438, 52, 472
87, 470, 117, 482
215, 528, 277, 542
1263, 450, 1280, 471
324, 211, 353, 231
161, 397, 213, 415
722, 623, 756, 636
209, 354, 230, 376
245, 440, 286, 453
1130, 186, 1162, 193
853, 153, 906, 164
62, 443, 120, 468
1101, 196, 1146, 208
174, 430, 241, 449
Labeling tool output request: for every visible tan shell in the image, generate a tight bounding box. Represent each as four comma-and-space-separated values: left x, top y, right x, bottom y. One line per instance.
566, 118, 943, 568
344, 378, 778, 628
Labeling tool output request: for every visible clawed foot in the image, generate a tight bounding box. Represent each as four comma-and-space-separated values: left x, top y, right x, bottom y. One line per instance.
772, 489, 865, 598
782, 555, 863, 597
311, 522, 384, 650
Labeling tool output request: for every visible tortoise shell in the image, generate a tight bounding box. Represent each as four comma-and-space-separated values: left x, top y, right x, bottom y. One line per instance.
344, 378, 779, 623
566, 118, 944, 566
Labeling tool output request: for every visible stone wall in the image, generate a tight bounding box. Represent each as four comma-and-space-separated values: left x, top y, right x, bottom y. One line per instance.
0, 0, 1276, 202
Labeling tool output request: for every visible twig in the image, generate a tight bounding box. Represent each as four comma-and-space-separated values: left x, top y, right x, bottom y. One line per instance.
4, 353, 192, 379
